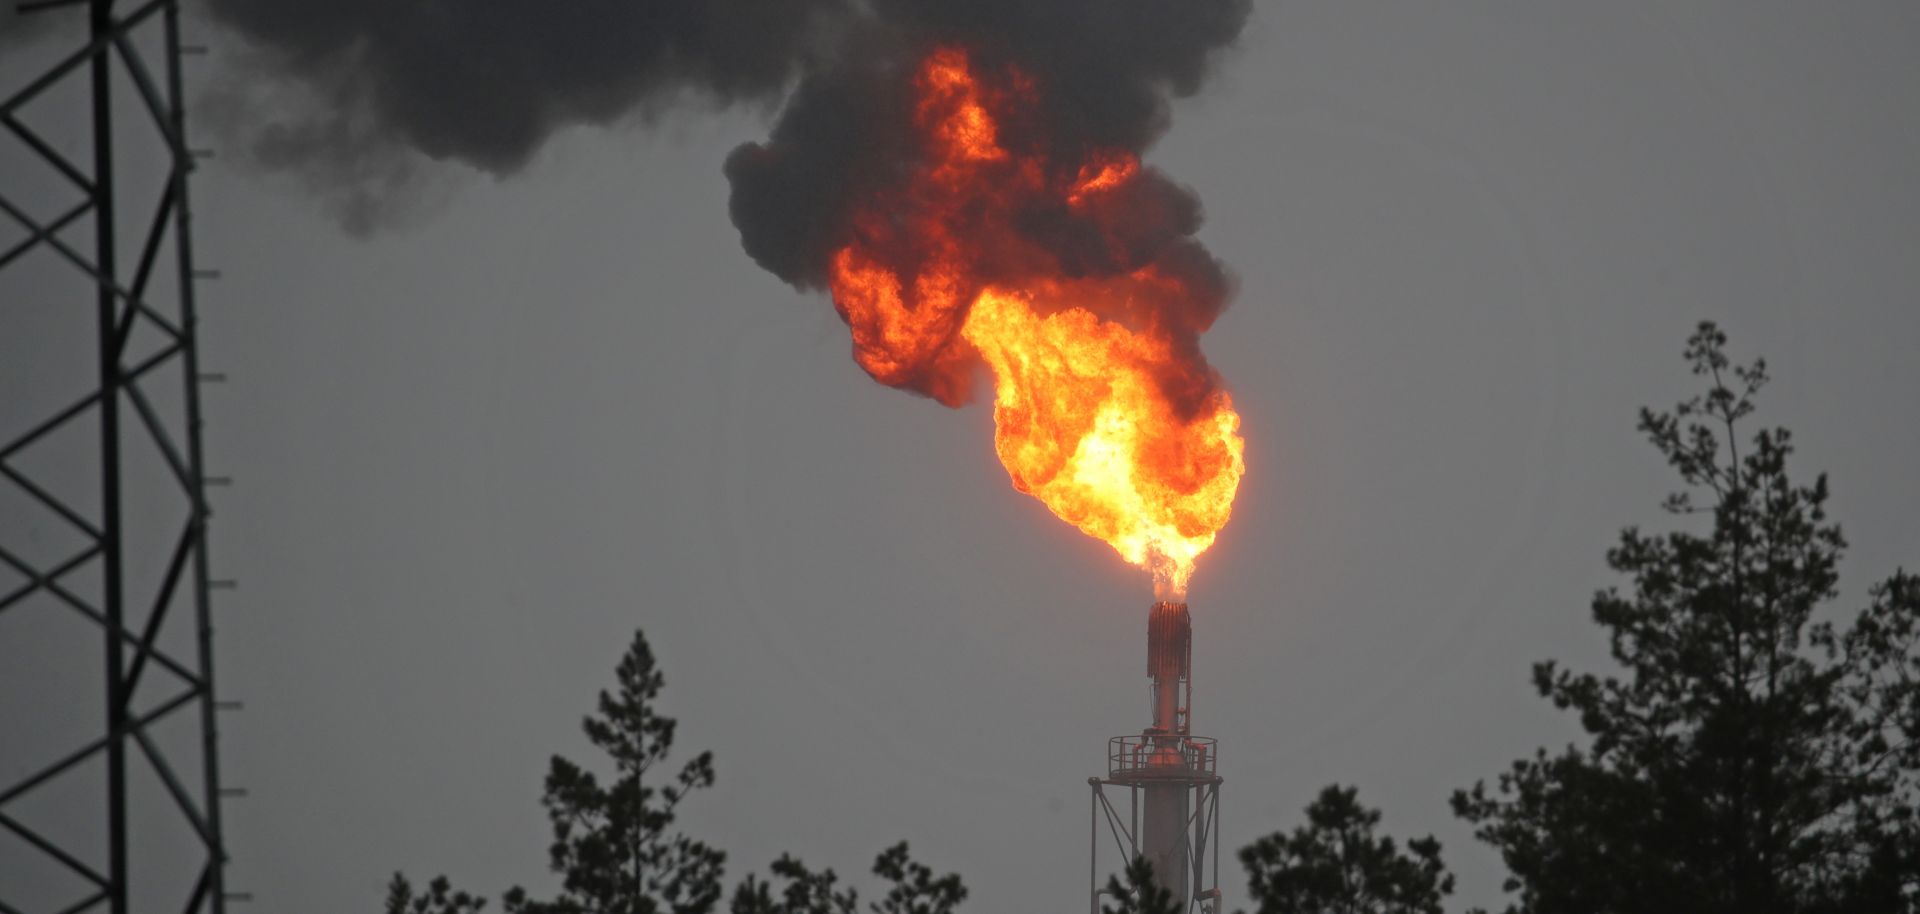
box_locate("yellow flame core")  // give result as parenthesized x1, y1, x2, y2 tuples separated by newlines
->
(961, 290, 1244, 596)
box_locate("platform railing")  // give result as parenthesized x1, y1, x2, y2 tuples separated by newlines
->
(1107, 734, 1217, 779)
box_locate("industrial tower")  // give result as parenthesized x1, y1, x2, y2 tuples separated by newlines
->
(1, 0, 231, 911)
(1090, 602, 1223, 914)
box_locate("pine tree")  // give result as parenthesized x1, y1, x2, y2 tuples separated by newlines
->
(729, 843, 967, 914)
(1452, 322, 1920, 914)
(1238, 785, 1457, 914)
(1099, 856, 1182, 914)
(385, 874, 489, 914)
(382, 630, 970, 914)
(506, 630, 726, 914)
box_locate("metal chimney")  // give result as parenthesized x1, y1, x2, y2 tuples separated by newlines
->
(1089, 602, 1223, 914)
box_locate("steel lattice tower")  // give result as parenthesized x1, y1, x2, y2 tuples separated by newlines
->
(1, 0, 230, 911)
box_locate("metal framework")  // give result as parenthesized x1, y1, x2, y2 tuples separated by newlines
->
(1, 0, 229, 912)
(1088, 757, 1223, 914)
(1089, 602, 1223, 914)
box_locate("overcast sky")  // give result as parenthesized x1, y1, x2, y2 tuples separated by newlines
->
(4, 3, 1919, 913)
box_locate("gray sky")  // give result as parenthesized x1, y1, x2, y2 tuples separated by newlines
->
(4, 3, 1919, 913)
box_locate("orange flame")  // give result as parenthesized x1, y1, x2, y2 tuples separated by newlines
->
(828, 48, 1244, 597)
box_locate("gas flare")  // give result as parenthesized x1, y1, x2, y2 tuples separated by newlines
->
(824, 49, 1244, 597)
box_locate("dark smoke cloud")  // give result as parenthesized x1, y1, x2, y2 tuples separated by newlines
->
(203, 0, 1250, 375)
(206, 0, 1247, 239)
(202, 0, 848, 230)
(726, 0, 1250, 410)
(727, 0, 1250, 289)
(877, 0, 1252, 154)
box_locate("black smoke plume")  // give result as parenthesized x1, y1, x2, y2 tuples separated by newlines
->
(204, 0, 1248, 243)
(726, 0, 1249, 409)
(200, 0, 849, 230)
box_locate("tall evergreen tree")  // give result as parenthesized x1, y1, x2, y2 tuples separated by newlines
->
(1238, 785, 1458, 914)
(505, 630, 727, 914)
(729, 843, 967, 914)
(1453, 323, 1920, 914)
(382, 630, 724, 914)
(383, 630, 969, 914)
(385, 874, 489, 914)
(729, 853, 860, 914)
(1099, 856, 1183, 914)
